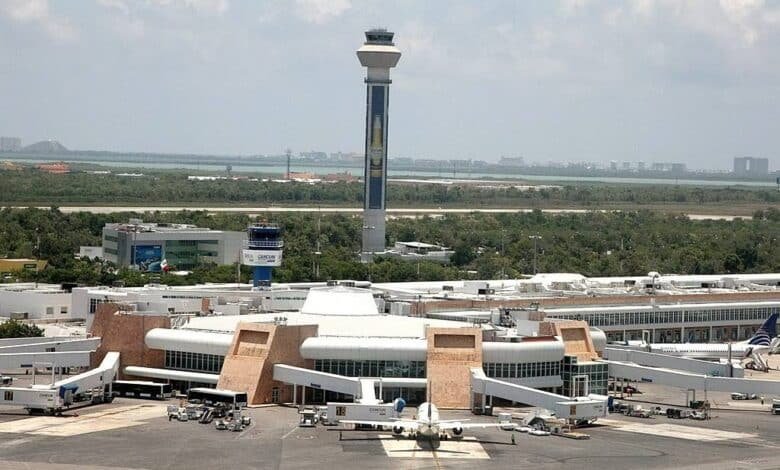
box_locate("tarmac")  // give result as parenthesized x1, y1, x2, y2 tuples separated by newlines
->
(0, 395, 778, 470)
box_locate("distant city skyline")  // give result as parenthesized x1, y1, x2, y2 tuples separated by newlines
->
(2, 1, 780, 171)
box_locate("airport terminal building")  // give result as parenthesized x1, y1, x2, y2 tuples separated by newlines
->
(90, 286, 608, 407)
(5, 271, 775, 409)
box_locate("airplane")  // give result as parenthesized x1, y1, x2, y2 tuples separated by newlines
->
(339, 386, 504, 440)
(340, 401, 504, 440)
(617, 313, 779, 362)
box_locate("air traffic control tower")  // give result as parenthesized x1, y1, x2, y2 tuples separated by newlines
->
(357, 29, 401, 260)
(242, 224, 283, 288)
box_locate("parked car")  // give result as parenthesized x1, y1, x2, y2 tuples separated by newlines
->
(529, 429, 551, 436)
(628, 406, 652, 418)
(690, 411, 707, 420)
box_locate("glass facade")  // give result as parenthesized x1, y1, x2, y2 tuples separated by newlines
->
(561, 356, 608, 397)
(164, 240, 220, 270)
(482, 361, 562, 379)
(313, 359, 425, 378)
(311, 359, 425, 404)
(548, 306, 777, 328)
(165, 350, 225, 374)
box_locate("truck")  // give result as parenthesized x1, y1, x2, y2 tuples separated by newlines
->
(772, 399, 780, 415)
(327, 402, 397, 427)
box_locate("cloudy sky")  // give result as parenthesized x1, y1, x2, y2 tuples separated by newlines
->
(2, 0, 779, 169)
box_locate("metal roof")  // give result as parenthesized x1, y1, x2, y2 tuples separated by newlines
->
(300, 337, 427, 361)
(145, 328, 233, 355)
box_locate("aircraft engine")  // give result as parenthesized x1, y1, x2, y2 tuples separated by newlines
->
(452, 424, 463, 436)
(392, 425, 404, 435)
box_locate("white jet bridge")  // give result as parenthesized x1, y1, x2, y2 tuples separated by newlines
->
(273, 364, 427, 405)
(0, 352, 120, 414)
(469, 368, 608, 422)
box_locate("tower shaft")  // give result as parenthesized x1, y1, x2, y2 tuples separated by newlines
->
(357, 29, 401, 258)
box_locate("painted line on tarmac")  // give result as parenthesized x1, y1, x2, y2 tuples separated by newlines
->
(280, 426, 298, 440)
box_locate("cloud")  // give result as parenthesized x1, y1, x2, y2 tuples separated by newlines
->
(0, 0, 77, 41)
(294, 0, 351, 24)
(147, 0, 229, 16)
(97, 0, 130, 15)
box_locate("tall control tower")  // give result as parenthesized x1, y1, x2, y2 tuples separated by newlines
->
(357, 29, 401, 260)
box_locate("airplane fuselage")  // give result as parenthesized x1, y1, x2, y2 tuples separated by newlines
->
(415, 402, 441, 438)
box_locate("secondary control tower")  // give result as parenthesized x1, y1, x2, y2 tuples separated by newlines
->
(242, 223, 283, 287)
(357, 29, 401, 260)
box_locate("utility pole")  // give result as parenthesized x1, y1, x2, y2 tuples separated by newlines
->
(34, 228, 40, 288)
(313, 210, 322, 280)
(285, 148, 292, 180)
(528, 235, 542, 275)
(500, 229, 506, 279)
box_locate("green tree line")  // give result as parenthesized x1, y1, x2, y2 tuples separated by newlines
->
(0, 169, 778, 208)
(0, 207, 777, 286)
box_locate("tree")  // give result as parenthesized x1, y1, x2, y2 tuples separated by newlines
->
(0, 320, 43, 338)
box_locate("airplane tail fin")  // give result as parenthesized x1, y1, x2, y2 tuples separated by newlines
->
(747, 313, 778, 346)
(427, 381, 432, 421)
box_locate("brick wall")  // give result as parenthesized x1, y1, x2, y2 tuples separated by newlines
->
(425, 327, 482, 409)
(217, 322, 317, 405)
(88, 303, 170, 379)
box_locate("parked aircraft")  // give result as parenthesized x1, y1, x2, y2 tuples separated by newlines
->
(340, 400, 504, 440)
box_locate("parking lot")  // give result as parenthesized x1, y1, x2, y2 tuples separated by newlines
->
(0, 396, 779, 470)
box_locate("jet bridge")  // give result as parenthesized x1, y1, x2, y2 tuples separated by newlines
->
(606, 360, 780, 396)
(604, 348, 742, 377)
(272, 364, 427, 405)
(0, 351, 92, 370)
(469, 368, 608, 421)
(0, 352, 120, 414)
(273, 364, 361, 400)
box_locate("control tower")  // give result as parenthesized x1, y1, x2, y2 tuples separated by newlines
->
(357, 29, 401, 260)
(242, 224, 283, 287)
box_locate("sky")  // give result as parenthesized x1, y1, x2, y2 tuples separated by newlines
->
(1, 0, 780, 170)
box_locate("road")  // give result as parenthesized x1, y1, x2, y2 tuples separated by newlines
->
(7, 206, 749, 220)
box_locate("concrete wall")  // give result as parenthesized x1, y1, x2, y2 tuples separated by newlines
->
(89, 303, 170, 379)
(425, 326, 482, 409)
(0, 290, 72, 320)
(217, 322, 318, 405)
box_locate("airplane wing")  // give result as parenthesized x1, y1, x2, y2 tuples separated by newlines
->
(438, 421, 504, 430)
(339, 419, 419, 430)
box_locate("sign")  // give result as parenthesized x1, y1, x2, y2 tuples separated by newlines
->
(132, 245, 162, 272)
(242, 249, 283, 267)
(366, 85, 386, 210)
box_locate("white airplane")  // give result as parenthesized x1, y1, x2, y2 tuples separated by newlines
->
(620, 313, 779, 361)
(340, 400, 503, 440)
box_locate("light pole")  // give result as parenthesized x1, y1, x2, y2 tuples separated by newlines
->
(500, 229, 506, 279)
(528, 235, 542, 275)
(362, 225, 376, 278)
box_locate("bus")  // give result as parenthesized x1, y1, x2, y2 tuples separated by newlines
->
(111, 380, 172, 400)
(187, 388, 248, 409)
